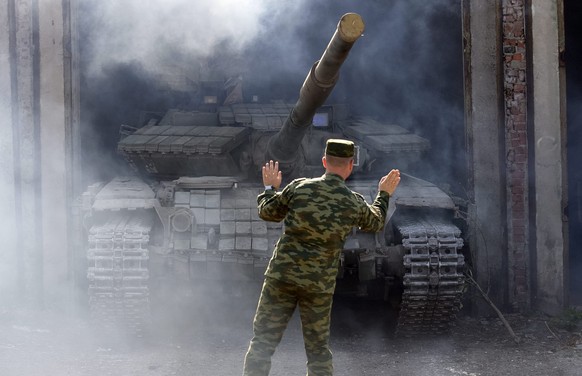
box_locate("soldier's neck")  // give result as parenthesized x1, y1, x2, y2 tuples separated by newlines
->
(325, 168, 349, 181)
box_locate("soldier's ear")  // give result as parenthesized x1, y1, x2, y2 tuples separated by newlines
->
(322, 156, 327, 168)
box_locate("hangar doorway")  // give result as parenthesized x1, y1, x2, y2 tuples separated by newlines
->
(565, 0, 582, 306)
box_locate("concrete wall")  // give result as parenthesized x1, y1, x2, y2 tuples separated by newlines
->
(464, 0, 568, 314)
(0, 0, 18, 301)
(1, 0, 73, 308)
(463, 0, 508, 309)
(11, 0, 44, 305)
(530, 0, 568, 313)
(38, 0, 71, 305)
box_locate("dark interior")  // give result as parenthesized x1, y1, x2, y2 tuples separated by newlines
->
(565, 0, 582, 306)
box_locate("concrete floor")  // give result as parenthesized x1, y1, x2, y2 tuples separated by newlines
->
(1, 291, 581, 376)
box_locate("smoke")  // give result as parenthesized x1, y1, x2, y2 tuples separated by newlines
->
(0, 0, 465, 315)
(0, 99, 18, 305)
(79, 0, 465, 189)
(81, 0, 310, 80)
(75, 2, 467, 346)
(0, 0, 467, 353)
(11, 3, 582, 373)
(73, 1, 465, 352)
(0, 8, 17, 304)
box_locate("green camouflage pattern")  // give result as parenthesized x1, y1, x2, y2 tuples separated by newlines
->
(324, 139, 355, 158)
(243, 277, 334, 376)
(257, 172, 390, 294)
(243, 172, 390, 375)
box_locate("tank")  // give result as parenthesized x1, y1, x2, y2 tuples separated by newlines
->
(78, 13, 465, 336)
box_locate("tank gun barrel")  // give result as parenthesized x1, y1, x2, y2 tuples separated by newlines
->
(267, 13, 365, 175)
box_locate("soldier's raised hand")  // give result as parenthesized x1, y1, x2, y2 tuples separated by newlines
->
(378, 169, 400, 196)
(262, 160, 282, 190)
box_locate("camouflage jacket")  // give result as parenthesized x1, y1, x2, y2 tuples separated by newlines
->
(257, 172, 390, 294)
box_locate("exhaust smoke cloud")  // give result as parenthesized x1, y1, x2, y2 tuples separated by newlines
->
(0, 104, 18, 305)
(80, 0, 465, 189)
(2, 1, 582, 374)
(71, 0, 466, 354)
(82, 0, 310, 83)
(2, 1, 467, 371)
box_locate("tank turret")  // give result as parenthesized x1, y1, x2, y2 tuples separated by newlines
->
(266, 13, 365, 178)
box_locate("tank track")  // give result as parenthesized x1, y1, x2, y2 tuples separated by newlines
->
(394, 213, 465, 335)
(87, 211, 152, 335)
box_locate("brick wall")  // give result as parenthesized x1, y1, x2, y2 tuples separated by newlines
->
(502, 0, 529, 310)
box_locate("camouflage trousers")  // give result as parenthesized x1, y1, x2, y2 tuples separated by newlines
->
(243, 277, 334, 376)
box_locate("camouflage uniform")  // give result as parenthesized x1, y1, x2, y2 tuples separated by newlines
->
(243, 140, 390, 376)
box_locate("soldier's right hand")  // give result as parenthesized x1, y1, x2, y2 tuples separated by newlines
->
(262, 160, 282, 190)
(378, 169, 400, 196)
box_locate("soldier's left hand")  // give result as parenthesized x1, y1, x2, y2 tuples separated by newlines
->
(263, 160, 282, 190)
(378, 169, 400, 196)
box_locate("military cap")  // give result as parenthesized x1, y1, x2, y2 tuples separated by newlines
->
(325, 139, 355, 158)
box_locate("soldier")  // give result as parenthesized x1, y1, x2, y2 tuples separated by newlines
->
(243, 139, 401, 376)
